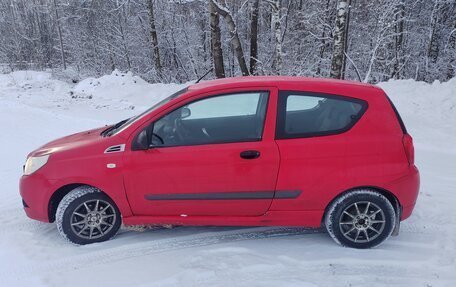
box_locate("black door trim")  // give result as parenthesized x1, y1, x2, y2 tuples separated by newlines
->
(145, 190, 301, 201)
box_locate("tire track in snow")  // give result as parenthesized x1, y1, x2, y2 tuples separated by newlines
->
(0, 227, 321, 282)
(0, 207, 450, 283)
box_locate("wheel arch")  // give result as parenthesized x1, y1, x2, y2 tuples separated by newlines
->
(48, 183, 118, 222)
(321, 186, 402, 226)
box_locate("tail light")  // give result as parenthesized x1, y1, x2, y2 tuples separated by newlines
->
(402, 134, 415, 165)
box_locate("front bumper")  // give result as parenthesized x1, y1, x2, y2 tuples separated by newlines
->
(19, 173, 55, 222)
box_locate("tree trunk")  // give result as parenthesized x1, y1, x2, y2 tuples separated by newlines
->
(211, 0, 249, 76)
(392, 2, 405, 79)
(52, 0, 66, 70)
(209, 1, 225, 78)
(249, 0, 260, 75)
(341, 0, 352, 79)
(447, 21, 456, 80)
(427, 1, 440, 66)
(268, 0, 282, 75)
(316, 0, 331, 76)
(330, 0, 351, 79)
(147, 0, 162, 77)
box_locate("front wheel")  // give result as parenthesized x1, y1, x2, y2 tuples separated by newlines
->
(56, 186, 121, 245)
(325, 189, 396, 249)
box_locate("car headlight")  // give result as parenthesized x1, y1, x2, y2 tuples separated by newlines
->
(24, 155, 50, 175)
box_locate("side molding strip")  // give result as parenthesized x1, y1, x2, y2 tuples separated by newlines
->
(145, 190, 302, 201)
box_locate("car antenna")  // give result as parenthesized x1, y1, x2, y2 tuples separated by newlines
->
(195, 68, 214, 83)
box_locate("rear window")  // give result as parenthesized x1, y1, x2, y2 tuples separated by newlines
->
(276, 91, 367, 139)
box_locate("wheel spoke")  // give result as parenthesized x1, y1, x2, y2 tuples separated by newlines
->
(101, 221, 113, 228)
(340, 221, 353, 225)
(100, 204, 111, 213)
(71, 220, 85, 226)
(95, 200, 100, 212)
(84, 202, 91, 213)
(102, 214, 115, 219)
(77, 224, 89, 235)
(343, 211, 356, 219)
(368, 226, 381, 234)
(369, 209, 381, 218)
(344, 226, 356, 236)
(364, 202, 371, 215)
(354, 229, 361, 242)
(96, 225, 104, 235)
(363, 229, 370, 241)
(89, 226, 94, 239)
(354, 203, 361, 215)
(73, 212, 86, 218)
(370, 220, 385, 224)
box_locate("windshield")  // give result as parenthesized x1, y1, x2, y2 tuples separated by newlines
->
(102, 87, 189, 136)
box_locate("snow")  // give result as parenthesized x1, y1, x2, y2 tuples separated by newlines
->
(0, 71, 455, 286)
(378, 78, 456, 153)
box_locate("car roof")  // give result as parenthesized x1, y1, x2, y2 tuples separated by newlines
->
(188, 76, 379, 92)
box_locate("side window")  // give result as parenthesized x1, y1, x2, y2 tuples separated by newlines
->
(276, 92, 366, 139)
(151, 92, 269, 147)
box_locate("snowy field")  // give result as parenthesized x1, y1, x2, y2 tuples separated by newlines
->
(0, 70, 455, 287)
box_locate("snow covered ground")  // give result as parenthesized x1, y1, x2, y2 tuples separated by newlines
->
(0, 70, 455, 287)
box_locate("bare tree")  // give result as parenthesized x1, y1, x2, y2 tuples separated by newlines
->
(392, 1, 406, 79)
(447, 20, 456, 79)
(330, 0, 351, 79)
(249, 0, 260, 75)
(266, 0, 283, 75)
(209, 0, 225, 78)
(211, 0, 249, 76)
(147, 0, 162, 77)
(52, 0, 66, 69)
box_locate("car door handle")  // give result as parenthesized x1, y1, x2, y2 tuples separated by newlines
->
(240, 150, 260, 160)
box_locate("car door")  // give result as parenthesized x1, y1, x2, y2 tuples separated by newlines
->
(123, 88, 280, 216)
(271, 90, 368, 212)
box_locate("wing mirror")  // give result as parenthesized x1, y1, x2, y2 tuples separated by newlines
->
(180, 107, 191, 119)
(132, 129, 149, 151)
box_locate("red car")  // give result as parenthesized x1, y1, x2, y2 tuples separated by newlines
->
(20, 76, 419, 248)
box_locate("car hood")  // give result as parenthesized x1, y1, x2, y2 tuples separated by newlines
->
(29, 126, 109, 157)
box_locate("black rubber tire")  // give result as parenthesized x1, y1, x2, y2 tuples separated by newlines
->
(324, 189, 396, 249)
(56, 186, 121, 245)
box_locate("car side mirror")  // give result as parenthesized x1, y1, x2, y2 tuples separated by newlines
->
(181, 107, 191, 119)
(132, 129, 149, 151)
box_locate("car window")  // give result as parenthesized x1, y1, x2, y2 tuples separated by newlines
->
(111, 87, 189, 135)
(276, 92, 366, 139)
(286, 96, 321, 111)
(150, 92, 269, 147)
(185, 93, 260, 119)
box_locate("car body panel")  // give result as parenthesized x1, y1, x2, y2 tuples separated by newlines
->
(19, 76, 420, 228)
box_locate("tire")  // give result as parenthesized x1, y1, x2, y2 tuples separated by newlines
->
(324, 189, 396, 249)
(56, 186, 121, 245)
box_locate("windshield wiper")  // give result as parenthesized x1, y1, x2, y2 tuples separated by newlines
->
(101, 118, 129, 137)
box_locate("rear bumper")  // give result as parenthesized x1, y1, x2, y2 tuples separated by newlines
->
(394, 165, 420, 221)
(19, 173, 55, 222)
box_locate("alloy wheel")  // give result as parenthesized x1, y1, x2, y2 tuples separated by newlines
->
(338, 201, 386, 243)
(69, 199, 117, 240)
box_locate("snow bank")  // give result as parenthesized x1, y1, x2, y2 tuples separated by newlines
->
(0, 70, 187, 123)
(378, 78, 456, 153)
(72, 69, 185, 111)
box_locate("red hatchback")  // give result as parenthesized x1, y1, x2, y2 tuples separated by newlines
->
(20, 76, 419, 248)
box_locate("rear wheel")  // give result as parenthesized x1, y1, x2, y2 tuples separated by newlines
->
(325, 189, 396, 249)
(56, 186, 121, 245)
